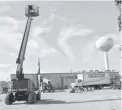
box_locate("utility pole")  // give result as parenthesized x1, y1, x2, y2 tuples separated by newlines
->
(115, 0, 121, 52)
(115, 0, 121, 32)
(115, 0, 122, 77)
(37, 58, 40, 74)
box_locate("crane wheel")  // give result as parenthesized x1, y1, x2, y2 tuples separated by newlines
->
(36, 92, 41, 100)
(33, 92, 37, 103)
(5, 93, 14, 105)
(28, 91, 37, 104)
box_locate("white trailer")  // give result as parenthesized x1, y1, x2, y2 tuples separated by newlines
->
(69, 72, 121, 93)
(77, 72, 111, 87)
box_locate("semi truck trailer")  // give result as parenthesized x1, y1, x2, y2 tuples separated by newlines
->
(69, 71, 121, 93)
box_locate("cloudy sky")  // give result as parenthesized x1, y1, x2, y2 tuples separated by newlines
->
(0, 1, 120, 81)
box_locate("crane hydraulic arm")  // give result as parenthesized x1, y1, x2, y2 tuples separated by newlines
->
(16, 5, 39, 79)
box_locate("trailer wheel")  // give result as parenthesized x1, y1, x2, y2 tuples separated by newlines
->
(83, 87, 87, 92)
(28, 91, 37, 104)
(118, 87, 121, 90)
(52, 89, 54, 92)
(5, 93, 14, 105)
(90, 87, 95, 92)
(69, 88, 75, 93)
(43, 90, 45, 93)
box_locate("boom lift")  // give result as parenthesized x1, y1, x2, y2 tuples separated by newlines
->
(5, 5, 41, 105)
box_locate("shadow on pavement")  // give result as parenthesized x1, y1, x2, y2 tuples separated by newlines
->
(33, 99, 66, 105)
(12, 98, 121, 105)
(66, 98, 121, 104)
(34, 98, 121, 105)
(12, 99, 66, 105)
(42, 90, 67, 93)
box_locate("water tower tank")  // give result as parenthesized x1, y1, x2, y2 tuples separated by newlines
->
(96, 37, 114, 52)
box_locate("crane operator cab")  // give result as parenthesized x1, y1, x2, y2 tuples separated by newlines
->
(4, 5, 40, 105)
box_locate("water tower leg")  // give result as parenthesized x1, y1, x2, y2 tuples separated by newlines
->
(104, 52, 109, 70)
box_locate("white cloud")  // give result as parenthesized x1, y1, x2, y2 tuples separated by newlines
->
(0, 16, 25, 51)
(58, 25, 93, 61)
(30, 6, 74, 60)
(0, 16, 52, 60)
(80, 36, 100, 62)
(27, 40, 39, 49)
(0, 16, 24, 29)
(82, 57, 90, 63)
(39, 48, 57, 58)
(26, 26, 58, 58)
(32, 26, 52, 37)
(58, 25, 93, 43)
(113, 44, 120, 49)
(0, 4, 11, 12)
(0, 64, 10, 68)
(43, 5, 67, 25)
(9, 53, 17, 57)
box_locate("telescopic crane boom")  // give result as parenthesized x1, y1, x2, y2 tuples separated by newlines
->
(5, 5, 41, 105)
(16, 5, 39, 79)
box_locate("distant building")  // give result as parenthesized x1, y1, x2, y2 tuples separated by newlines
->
(40, 72, 79, 89)
(0, 81, 9, 94)
(40, 71, 120, 89)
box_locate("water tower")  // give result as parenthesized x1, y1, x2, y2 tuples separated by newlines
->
(96, 37, 114, 70)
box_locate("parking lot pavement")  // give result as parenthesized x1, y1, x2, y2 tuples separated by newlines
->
(0, 89, 121, 110)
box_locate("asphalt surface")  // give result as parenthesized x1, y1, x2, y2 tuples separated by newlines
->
(0, 89, 121, 110)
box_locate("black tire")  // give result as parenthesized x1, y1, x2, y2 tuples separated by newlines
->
(5, 93, 14, 105)
(69, 88, 75, 93)
(113, 85, 116, 90)
(33, 92, 37, 103)
(28, 91, 37, 104)
(48, 89, 51, 92)
(118, 87, 121, 90)
(91, 87, 95, 92)
(43, 90, 45, 93)
(94, 86, 97, 90)
(83, 87, 87, 92)
(36, 92, 41, 100)
(79, 87, 84, 92)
